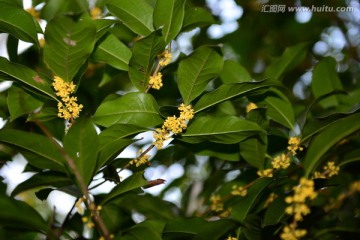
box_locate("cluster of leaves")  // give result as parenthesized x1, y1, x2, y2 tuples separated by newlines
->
(0, 0, 359, 239)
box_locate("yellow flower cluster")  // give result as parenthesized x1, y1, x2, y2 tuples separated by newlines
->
(75, 197, 85, 215)
(287, 137, 303, 155)
(129, 150, 150, 167)
(231, 185, 248, 197)
(257, 168, 274, 178)
(226, 237, 238, 240)
(158, 50, 172, 66)
(53, 76, 83, 121)
(149, 72, 163, 90)
(285, 178, 317, 221)
(153, 104, 194, 149)
(280, 223, 307, 240)
(313, 161, 340, 179)
(246, 102, 258, 113)
(210, 195, 224, 212)
(272, 153, 291, 169)
(350, 180, 360, 192)
(90, 7, 102, 19)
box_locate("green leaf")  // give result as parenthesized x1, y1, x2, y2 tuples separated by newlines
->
(194, 79, 280, 113)
(303, 112, 360, 177)
(182, 7, 216, 31)
(64, 118, 99, 185)
(94, 19, 118, 41)
(0, 3, 40, 44)
(265, 42, 309, 80)
(0, 129, 65, 170)
(98, 124, 147, 167)
(162, 218, 237, 240)
(92, 34, 132, 71)
(128, 30, 166, 91)
(101, 171, 148, 205)
(0, 57, 57, 100)
(311, 57, 343, 108)
(263, 88, 295, 129)
(181, 116, 265, 144)
(220, 60, 251, 83)
(231, 178, 273, 222)
(153, 0, 186, 44)
(93, 92, 163, 128)
(263, 197, 287, 226)
(178, 46, 223, 104)
(339, 149, 360, 167)
(183, 142, 240, 161)
(11, 171, 72, 197)
(122, 220, 164, 240)
(106, 0, 154, 36)
(239, 136, 267, 169)
(0, 195, 49, 233)
(7, 85, 43, 121)
(44, 15, 96, 82)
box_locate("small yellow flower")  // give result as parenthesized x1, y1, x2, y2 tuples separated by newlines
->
(272, 153, 291, 169)
(246, 102, 258, 113)
(210, 195, 224, 212)
(153, 128, 170, 149)
(26, 7, 40, 21)
(280, 223, 307, 240)
(264, 193, 278, 208)
(129, 152, 151, 167)
(226, 237, 237, 240)
(90, 7, 102, 19)
(149, 72, 163, 90)
(257, 168, 274, 178)
(158, 50, 172, 66)
(323, 161, 340, 177)
(178, 103, 195, 121)
(39, 38, 45, 48)
(231, 185, 248, 197)
(81, 217, 89, 223)
(75, 197, 85, 215)
(287, 137, 303, 155)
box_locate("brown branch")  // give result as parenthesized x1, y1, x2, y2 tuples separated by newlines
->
(35, 121, 112, 240)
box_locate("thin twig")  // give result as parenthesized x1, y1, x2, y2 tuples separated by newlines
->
(35, 121, 112, 240)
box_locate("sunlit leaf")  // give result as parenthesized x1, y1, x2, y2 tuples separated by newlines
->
(221, 60, 251, 83)
(182, 7, 216, 31)
(106, 0, 154, 36)
(178, 46, 223, 105)
(92, 34, 132, 71)
(44, 15, 96, 82)
(153, 0, 186, 44)
(93, 92, 163, 128)
(194, 79, 280, 113)
(181, 116, 265, 144)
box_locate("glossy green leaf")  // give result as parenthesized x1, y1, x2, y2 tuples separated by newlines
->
(7, 85, 43, 121)
(94, 19, 118, 41)
(92, 34, 132, 71)
(122, 220, 164, 240)
(11, 171, 72, 197)
(153, 0, 186, 44)
(0, 3, 40, 44)
(128, 30, 166, 91)
(311, 57, 343, 108)
(106, 0, 154, 36)
(0, 57, 57, 100)
(263, 197, 288, 226)
(63, 118, 99, 185)
(239, 136, 267, 169)
(102, 171, 148, 205)
(184, 142, 240, 161)
(263, 88, 295, 129)
(0, 195, 49, 233)
(231, 178, 273, 222)
(98, 124, 146, 167)
(221, 60, 251, 83)
(41, 0, 88, 21)
(194, 79, 280, 113)
(44, 15, 96, 82)
(178, 46, 223, 104)
(265, 42, 309, 80)
(182, 7, 216, 31)
(181, 116, 265, 144)
(303, 112, 360, 177)
(93, 92, 163, 128)
(0, 129, 65, 170)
